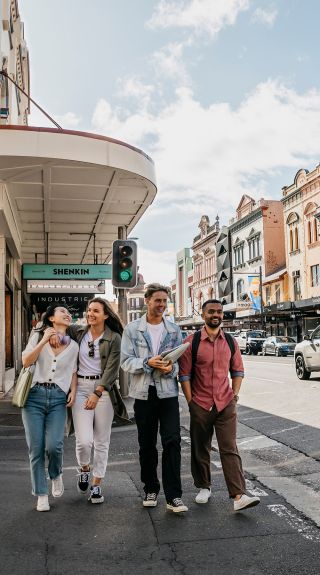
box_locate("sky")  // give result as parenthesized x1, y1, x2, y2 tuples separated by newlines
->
(18, 0, 320, 286)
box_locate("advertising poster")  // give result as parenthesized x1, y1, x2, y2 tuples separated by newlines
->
(248, 275, 261, 311)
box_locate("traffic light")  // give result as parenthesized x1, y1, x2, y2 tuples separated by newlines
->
(112, 240, 137, 288)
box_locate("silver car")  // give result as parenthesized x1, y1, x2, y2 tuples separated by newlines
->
(262, 336, 296, 357)
(295, 325, 320, 380)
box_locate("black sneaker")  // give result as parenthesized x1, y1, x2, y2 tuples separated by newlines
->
(88, 485, 104, 504)
(166, 498, 188, 513)
(143, 493, 158, 507)
(77, 468, 90, 493)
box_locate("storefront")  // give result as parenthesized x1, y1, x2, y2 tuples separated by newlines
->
(293, 297, 320, 336)
(263, 299, 320, 341)
(29, 293, 93, 329)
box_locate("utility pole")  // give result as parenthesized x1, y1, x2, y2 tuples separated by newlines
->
(117, 226, 129, 397)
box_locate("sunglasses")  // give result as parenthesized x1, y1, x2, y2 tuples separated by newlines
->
(88, 341, 95, 357)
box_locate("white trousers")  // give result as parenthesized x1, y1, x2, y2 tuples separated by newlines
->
(72, 379, 114, 479)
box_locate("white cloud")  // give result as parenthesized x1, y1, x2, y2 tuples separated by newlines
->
(91, 80, 320, 221)
(151, 42, 190, 84)
(56, 112, 81, 128)
(28, 106, 81, 129)
(117, 76, 155, 110)
(138, 247, 177, 284)
(147, 0, 250, 37)
(252, 7, 278, 27)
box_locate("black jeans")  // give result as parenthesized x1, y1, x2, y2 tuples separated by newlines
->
(134, 386, 182, 502)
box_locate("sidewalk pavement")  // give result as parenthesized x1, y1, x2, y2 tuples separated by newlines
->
(1, 395, 319, 575)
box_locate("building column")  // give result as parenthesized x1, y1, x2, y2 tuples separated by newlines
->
(0, 235, 6, 394)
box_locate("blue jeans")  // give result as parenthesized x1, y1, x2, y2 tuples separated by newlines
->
(22, 384, 67, 495)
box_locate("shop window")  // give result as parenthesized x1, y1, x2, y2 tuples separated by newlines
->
(274, 284, 281, 303)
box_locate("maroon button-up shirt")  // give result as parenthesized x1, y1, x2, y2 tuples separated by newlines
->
(179, 328, 244, 412)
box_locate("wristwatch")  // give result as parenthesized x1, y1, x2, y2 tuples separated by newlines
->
(233, 394, 239, 402)
(93, 389, 102, 399)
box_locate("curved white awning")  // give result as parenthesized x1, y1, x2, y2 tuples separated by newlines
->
(0, 126, 157, 264)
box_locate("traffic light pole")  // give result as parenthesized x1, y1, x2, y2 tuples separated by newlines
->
(117, 226, 129, 397)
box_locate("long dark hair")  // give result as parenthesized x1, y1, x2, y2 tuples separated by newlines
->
(87, 297, 123, 336)
(34, 303, 70, 332)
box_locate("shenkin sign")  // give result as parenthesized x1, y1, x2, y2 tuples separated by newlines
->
(23, 264, 112, 280)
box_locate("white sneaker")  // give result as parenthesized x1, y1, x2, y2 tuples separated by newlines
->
(37, 495, 50, 512)
(234, 494, 260, 511)
(195, 488, 211, 504)
(52, 474, 64, 497)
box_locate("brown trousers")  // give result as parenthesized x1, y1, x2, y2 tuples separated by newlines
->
(189, 399, 246, 498)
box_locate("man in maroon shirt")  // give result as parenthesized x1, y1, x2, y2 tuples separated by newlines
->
(179, 299, 260, 511)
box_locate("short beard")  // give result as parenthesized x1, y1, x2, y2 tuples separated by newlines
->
(205, 318, 222, 329)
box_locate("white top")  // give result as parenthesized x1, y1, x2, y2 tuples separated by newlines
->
(22, 332, 79, 394)
(78, 331, 103, 376)
(147, 321, 164, 356)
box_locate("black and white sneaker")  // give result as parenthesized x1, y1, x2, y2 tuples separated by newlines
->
(77, 468, 90, 493)
(166, 498, 188, 513)
(143, 493, 158, 507)
(88, 485, 104, 504)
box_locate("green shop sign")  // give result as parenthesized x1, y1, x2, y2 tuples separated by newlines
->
(23, 264, 112, 280)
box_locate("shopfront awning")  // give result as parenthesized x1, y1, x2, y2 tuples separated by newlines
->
(293, 297, 320, 310)
(0, 126, 157, 264)
(263, 267, 286, 285)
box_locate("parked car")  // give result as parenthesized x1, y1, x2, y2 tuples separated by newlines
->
(294, 325, 320, 380)
(181, 330, 190, 341)
(234, 330, 266, 355)
(262, 336, 296, 357)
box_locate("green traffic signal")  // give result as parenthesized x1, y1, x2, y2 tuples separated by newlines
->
(112, 240, 137, 288)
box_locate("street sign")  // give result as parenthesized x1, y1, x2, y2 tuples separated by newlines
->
(26, 280, 105, 294)
(23, 264, 112, 280)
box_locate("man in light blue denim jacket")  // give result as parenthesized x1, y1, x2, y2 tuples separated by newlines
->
(121, 283, 188, 513)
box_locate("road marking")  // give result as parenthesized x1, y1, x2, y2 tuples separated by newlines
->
(268, 504, 320, 543)
(246, 391, 274, 395)
(249, 377, 285, 384)
(241, 414, 274, 421)
(269, 424, 303, 435)
(245, 479, 268, 497)
(244, 360, 293, 366)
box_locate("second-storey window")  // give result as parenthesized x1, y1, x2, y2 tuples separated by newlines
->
(311, 265, 320, 287)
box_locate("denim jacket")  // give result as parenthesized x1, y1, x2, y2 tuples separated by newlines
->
(120, 314, 182, 400)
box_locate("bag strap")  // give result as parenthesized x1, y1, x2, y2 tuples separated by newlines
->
(190, 329, 235, 382)
(224, 331, 236, 359)
(190, 330, 201, 383)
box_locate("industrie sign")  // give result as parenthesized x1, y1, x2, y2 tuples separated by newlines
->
(23, 264, 112, 280)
